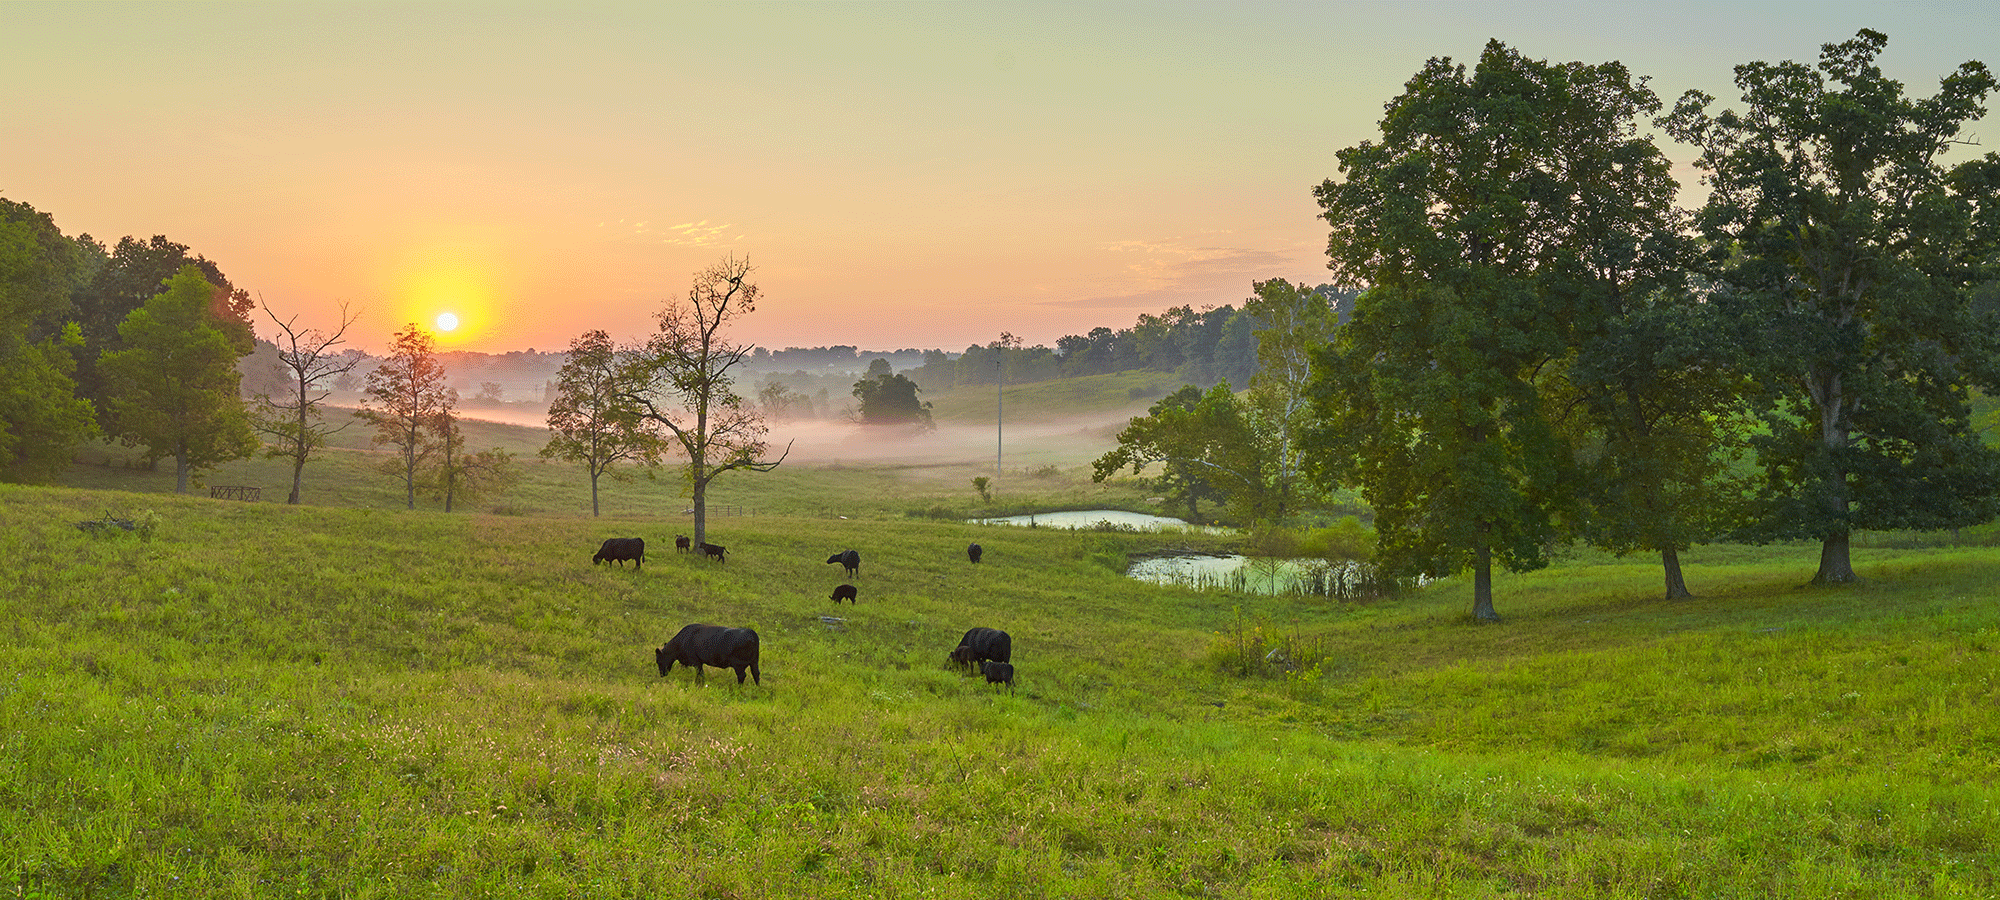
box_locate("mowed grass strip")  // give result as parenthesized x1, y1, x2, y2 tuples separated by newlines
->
(5, 483, 1999, 897)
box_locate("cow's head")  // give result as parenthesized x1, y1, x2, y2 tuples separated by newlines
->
(655, 645, 673, 677)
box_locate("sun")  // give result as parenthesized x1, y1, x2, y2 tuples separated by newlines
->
(435, 312, 460, 333)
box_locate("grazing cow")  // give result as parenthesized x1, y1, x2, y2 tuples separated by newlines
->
(826, 549, 860, 577)
(698, 542, 726, 562)
(830, 583, 858, 604)
(656, 624, 761, 685)
(949, 626, 1011, 673)
(593, 537, 646, 570)
(675, 535, 692, 553)
(981, 660, 1016, 693)
(967, 543, 983, 564)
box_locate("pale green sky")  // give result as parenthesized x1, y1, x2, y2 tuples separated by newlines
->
(4, 1, 1996, 353)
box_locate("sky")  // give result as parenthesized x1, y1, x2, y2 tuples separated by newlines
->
(5, 1, 1998, 355)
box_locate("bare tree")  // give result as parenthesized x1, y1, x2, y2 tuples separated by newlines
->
(613, 255, 788, 546)
(361, 325, 450, 509)
(543, 329, 664, 516)
(252, 300, 362, 504)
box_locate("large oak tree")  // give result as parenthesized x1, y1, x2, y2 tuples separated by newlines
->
(1662, 29, 2000, 583)
(1308, 42, 1673, 620)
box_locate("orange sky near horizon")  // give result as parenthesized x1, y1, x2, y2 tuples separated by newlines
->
(5, 2, 1996, 355)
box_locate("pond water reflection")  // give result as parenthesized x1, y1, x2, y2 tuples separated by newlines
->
(1127, 554, 1396, 600)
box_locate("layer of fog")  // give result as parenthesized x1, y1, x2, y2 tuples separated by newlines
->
(453, 403, 1139, 469)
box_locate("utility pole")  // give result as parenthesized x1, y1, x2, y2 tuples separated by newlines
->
(991, 331, 1020, 496)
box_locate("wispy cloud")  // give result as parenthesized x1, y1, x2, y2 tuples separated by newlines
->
(1038, 236, 1317, 310)
(598, 218, 743, 247)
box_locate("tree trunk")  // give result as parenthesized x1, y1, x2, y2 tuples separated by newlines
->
(1812, 532, 1859, 584)
(1471, 543, 1500, 622)
(1661, 546, 1691, 600)
(174, 453, 191, 495)
(590, 470, 601, 517)
(692, 476, 709, 547)
(290, 392, 308, 504)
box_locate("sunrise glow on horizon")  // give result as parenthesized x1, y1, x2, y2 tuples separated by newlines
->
(6, 3, 1994, 355)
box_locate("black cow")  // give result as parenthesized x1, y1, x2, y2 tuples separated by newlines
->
(827, 549, 860, 577)
(949, 626, 1011, 673)
(981, 660, 1015, 693)
(830, 583, 858, 604)
(593, 537, 645, 570)
(674, 535, 692, 553)
(967, 543, 983, 564)
(700, 542, 727, 562)
(656, 624, 761, 685)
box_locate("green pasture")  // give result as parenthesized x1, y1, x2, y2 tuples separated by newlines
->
(6, 462, 2000, 897)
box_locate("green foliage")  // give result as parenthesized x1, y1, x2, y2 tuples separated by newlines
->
(361, 324, 450, 509)
(1662, 29, 2000, 583)
(540, 328, 663, 515)
(851, 366, 934, 429)
(96, 266, 257, 493)
(1092, 383, 1267, 524)
(1293, 517, 1374, 561)
(612, 255, 781, 546)
(1243, 278, 1343, 519)
(429, 416, 521, 512)
(971, 475, 991, 503)
(0, 324, 98, 483)
(0, 200, 86, 340)
(1311, 42, 1678, 620)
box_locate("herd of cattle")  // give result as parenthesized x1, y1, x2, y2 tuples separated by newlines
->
(594, 536, 1011, 693)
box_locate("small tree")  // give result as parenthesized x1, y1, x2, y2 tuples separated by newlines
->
(98, 265, 258, 493)
(852, 361, 935, 429)
(542, 329, 664, 516)
(252, 300, 362, 504)
(1092, 383, 1266, 523)
(1243, 279, 1341, 522)
(756, 380, 809, 423)
(361, 325, 451, 509)
(612, 255, 789, 546)
(429, 406, 519, 512)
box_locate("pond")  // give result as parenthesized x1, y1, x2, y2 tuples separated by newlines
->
(970, 510, 1228, 533)
(1126, 553, 1397, 600)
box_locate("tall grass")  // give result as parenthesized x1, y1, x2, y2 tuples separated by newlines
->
(7, 477, 2000, 897)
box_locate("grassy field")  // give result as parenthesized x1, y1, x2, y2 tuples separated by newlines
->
(9, 378, 2000, 897)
